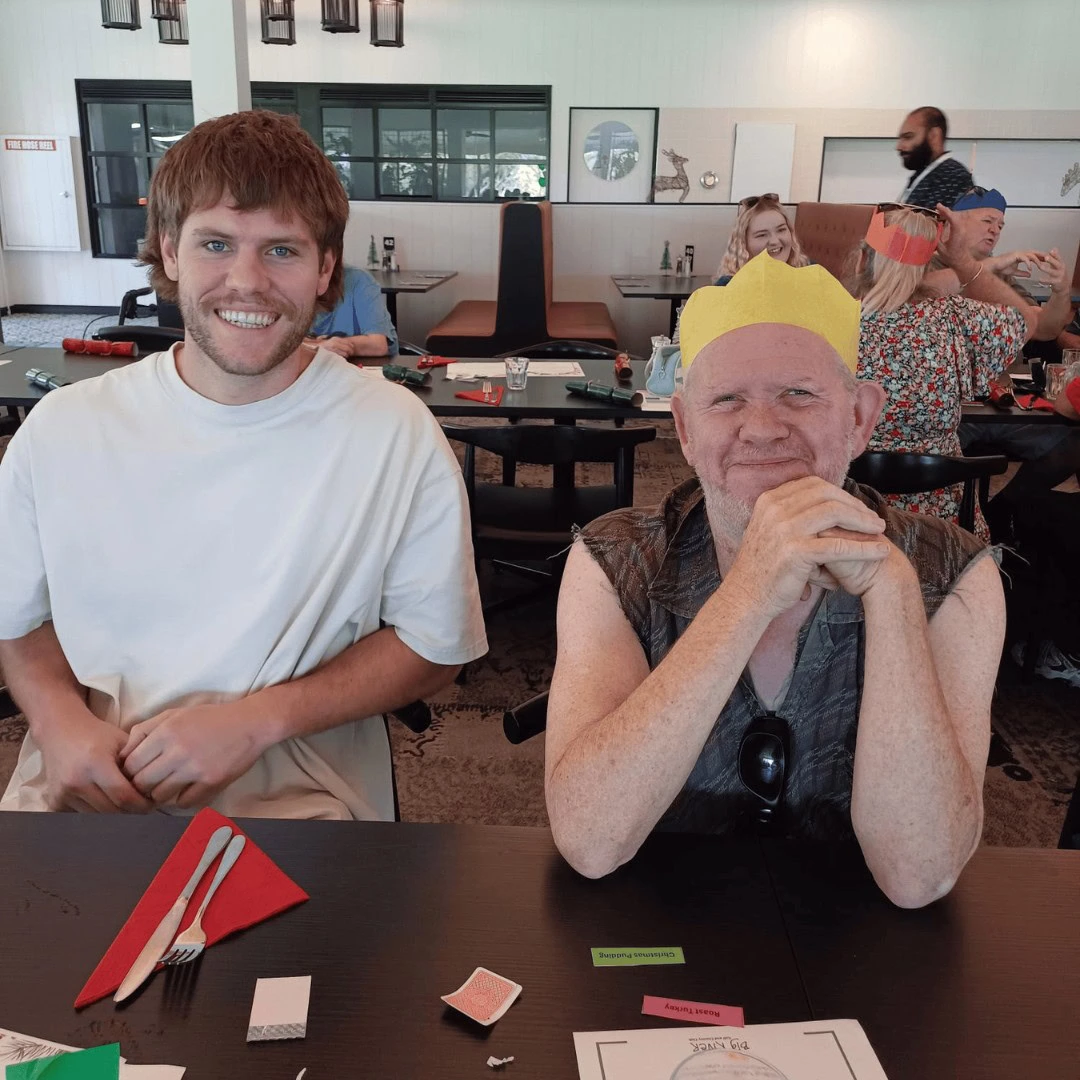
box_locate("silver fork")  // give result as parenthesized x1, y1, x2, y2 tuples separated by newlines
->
(161, 833, 246, 965)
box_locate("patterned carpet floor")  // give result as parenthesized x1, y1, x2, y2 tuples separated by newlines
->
(0, 422, 1076, 845)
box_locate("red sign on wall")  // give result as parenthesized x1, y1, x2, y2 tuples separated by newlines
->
(4, 138, 57, 151)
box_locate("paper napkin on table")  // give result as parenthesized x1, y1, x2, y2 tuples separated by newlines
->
(75, 808, 308, 1009)
(454, 387, 504, 406)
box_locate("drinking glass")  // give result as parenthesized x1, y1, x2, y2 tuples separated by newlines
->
(1044, 364, 1067, 402)
(504, 356, 529, 390)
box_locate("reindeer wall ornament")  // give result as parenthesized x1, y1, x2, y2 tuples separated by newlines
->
(1062, 162, 1080, 204)
(651, 148, 690, 203)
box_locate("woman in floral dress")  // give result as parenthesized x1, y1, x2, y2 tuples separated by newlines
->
(852, 203, 1036, 539)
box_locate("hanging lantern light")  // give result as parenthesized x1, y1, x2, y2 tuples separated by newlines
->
(369, 0, 403, 47)
(151, 0, 188, 44)
(100, 0, 140, 30)
(322, 0, 360, 33)
(261, 0, 297, 45)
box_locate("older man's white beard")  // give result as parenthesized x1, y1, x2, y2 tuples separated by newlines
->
(701, 435, 857, 546)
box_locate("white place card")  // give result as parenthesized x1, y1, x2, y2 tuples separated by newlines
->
(247, 976, 312, 1042)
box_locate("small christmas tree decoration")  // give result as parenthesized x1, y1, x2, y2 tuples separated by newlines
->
(660, 240, 672, 275)
(367, 234, 379, 269)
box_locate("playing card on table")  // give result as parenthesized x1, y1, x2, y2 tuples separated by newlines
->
(441, 966, 522, 1026)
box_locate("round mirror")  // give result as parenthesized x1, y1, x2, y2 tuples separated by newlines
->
(583, 121, 640, 181)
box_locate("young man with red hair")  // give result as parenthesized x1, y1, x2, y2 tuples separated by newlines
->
(0, 111, 486, 820)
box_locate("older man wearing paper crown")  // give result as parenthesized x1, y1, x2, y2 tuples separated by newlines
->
(544, 251, 1004, 909)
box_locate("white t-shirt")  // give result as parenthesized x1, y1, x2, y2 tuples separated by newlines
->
(0, 346, 487, 820)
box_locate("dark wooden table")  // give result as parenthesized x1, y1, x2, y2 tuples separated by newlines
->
(0, 347, 137, 409)
(611, 274, 715, 337)
(1, 815, 1077, 1079)
(365, 269, 458, 323)
(0, 815, 807, 1080)
(765, 843, 1080, 1080)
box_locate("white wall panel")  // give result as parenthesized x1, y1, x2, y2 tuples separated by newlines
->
(2, 0, 1080, 335)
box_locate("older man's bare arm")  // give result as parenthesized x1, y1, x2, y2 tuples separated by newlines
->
(544, 541, 771, 878)
(849, 553, 1003, 908)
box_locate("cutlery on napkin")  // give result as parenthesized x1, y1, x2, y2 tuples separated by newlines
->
(76, 808, 308, 1009)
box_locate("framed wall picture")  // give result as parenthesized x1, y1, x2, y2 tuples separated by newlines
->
(568, 107, 658, 203)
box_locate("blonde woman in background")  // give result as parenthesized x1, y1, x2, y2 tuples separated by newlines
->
(674, 194, 809, 342)
(852, 202, 1037, 539)
(715, 193, 810, 283)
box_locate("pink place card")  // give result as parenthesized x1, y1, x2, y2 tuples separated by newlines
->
(641, 995, 745, 1027)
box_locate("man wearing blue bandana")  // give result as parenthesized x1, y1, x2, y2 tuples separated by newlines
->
(951, 187, 1073, 342)
(953, 185, 1080, 579)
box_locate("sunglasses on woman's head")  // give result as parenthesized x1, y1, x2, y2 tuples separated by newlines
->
(740, 193, 780, 209)
(738, 713, 790, 830)
(876, 201, 942, 220)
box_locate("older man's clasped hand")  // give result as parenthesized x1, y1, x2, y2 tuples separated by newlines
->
(722, 477, 893, 620)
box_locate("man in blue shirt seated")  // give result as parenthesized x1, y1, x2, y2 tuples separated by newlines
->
(308, 266, 398, 357)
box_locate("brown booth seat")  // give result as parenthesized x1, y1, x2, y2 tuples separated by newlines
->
(427, 300, 498, 339)
(427, 201, 617, 356)
(546, 302, 618, 342)
(794, 202, 874, 284)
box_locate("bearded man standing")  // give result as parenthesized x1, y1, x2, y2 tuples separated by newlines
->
(544, 252, 1004, 909)
(896, 106, 973, 209)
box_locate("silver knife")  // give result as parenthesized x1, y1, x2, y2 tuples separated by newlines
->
(114, 824, 233, 1003)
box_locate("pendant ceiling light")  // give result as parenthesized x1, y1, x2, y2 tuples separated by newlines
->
(369, 0, 404, 47)
(151, 0, 188, 45)
(100, 0, 140, 30)
(322, 0, 360, 33)
(261, 0, 297, 45)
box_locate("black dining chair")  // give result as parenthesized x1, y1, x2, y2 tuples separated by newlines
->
(847, 451, 1008, 533)
(93, 286, 185, 354)
(442, 422, 656, 613)
(1060, 777, 1080, 850)
(495, 339, 641, 362)
(503, 689, 550, 744)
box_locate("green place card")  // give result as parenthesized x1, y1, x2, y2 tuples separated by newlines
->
(591, 947, 685, 967)
(5, 1043, 121, 1079)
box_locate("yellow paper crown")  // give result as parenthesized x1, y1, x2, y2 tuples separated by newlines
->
(679, 250, 860, 372)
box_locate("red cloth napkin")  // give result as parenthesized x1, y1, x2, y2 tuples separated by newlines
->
(1013, 393, 1057, 412)
(1065, 377, 1080, 415)
(454, 386, 504, 406)
(75, 808, 308, 1008)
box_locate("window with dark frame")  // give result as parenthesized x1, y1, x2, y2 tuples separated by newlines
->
(76, 80, 551, 259)
(317, 85, 550, 202)
(76, 80, 194, 259)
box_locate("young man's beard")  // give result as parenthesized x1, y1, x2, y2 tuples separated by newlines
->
(179, 294, 316, 378)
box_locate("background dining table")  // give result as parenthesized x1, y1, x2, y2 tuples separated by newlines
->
(0, 813, 1077, 1080)
(2, 348, 1072, 429)
(364, 268, 458, 324)
(610, 274, 716, 338)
